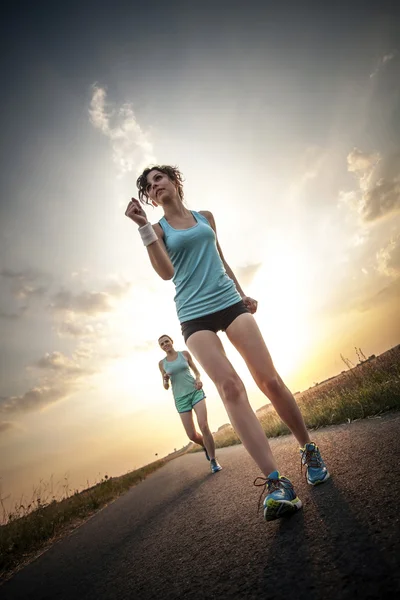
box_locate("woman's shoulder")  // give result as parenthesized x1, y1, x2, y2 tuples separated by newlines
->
(152, 222, 164, 238)
(197, 210, 216, 230)
(197, 210, 213, 220)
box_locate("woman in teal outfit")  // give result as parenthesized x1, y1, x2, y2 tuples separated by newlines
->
(125, 165, 330, 522)
(158, 333, 222, 474)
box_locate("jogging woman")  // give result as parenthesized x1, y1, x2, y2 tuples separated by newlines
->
(125, 165, 329, 521)
(158, 334, 222, 474)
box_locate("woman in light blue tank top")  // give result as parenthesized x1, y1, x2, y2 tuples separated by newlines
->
(157, 334, 221, 472)
(125, 166, 330, 522)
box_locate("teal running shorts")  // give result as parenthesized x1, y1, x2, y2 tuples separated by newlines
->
(175, 389, 206, 413)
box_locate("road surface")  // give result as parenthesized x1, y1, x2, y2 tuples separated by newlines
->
(2, 413, 400, 599)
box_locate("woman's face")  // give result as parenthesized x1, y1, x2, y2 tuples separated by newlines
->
(159, 336, 173, 352)
(146, 170, 177, 204)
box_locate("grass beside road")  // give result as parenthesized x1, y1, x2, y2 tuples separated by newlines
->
(1, 345, 399, 580)
(0, 459, 168, 579)
(212, 345, 400, 448)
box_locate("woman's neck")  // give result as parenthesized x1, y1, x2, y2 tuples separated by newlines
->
(166, 348, 178, 358)
(162, 197, 190, 220)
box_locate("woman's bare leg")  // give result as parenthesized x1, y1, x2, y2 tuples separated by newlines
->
(179, 411, 204, 446)
(226, 313, 311, 447)
(187, 331, 277, 476)
(193, 399, 216, 460)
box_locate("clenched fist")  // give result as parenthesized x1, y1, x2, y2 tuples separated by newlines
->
(125, 198, 148, 228)
(242, 296, 258, 314)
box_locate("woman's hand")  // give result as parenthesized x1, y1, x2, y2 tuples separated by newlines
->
(194, 379, 203, 390)
(242, 296, 258, 314)
(163, 374, 170, 390)
(125, 198, 148, 228)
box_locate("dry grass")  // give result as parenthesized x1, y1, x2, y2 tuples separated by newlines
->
(211, 344, 400, 448)
(1, 346, 399, 579)
(0, 457, 174, 578)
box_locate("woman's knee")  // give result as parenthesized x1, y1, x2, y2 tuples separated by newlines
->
(259, 374, 284, 398)
(190, 434, 202, 444)
(217, 375, 244, 403)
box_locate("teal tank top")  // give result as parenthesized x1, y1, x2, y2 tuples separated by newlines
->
(163, 352, 196, 400)
(158, 211, 241, 322)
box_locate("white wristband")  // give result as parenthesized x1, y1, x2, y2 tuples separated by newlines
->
(138, 222, 158, 246)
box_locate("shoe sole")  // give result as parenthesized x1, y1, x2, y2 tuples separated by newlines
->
(264, 497, 303, 521)
(307, 471, 331, 486)
(211, 467, 222, 473)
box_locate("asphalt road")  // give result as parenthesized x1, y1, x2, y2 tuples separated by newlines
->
(2, 413, 400, 600)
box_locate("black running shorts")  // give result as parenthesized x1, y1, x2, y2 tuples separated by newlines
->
(181, 300, 250, 343)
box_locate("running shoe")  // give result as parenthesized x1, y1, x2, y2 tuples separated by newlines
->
(254, 471, 302, 521)
(210, 458, 222, 473)
(300, 442, 330, 485)
(203, 446, 210, 461)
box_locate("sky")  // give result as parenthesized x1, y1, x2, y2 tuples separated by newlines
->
(1, 0, 400, 513)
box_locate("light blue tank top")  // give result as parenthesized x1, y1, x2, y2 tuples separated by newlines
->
(163, 352, 196, 400)
(159, 211, 241, 322)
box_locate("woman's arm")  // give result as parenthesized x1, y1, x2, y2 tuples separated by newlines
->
(125, 198, 174, 280)
(149, 224, 174, 280)
(199, 210, 257, 313)
(182, 351, 203, 390)
(158, 360, 170, 390)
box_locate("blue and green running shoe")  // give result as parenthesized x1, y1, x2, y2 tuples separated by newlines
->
(300, 442, 330, 485)
(255, 471, 302, 521)
(210, 458, 222, 473)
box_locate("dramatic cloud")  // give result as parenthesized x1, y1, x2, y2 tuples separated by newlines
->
(345, 148, 400, 222)
(51, 290, 114, 315)
(0, 350, 96, 417)
(370, 51, 397, 78)
(89, 85, 156, 175)
(376, 234, 400, 278)
(0, 384, 74, 416)
(50, 280, 131, 316)
(0, 268, 51, 319)
(57, 320, 105, 339)
(347, 148, 380, 183)
(34, 351, 84, 376)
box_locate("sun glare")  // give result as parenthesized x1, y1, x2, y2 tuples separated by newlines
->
(249, 236, 315, 377)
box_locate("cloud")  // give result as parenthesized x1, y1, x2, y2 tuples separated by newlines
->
(50, 280, 131, 316)
(359, 278, 400, 312)
(57, 320, 104, 339)
(345, 148, 400, 222)
(0, 349, 96, 417)
(370, 51, 397, 78)
(0, 308, 27, 320)
(0, 421, 16, 434)
(362, 178, 400, 221)
(34, 351, 85, 376)
(347, 148, 380, 182)
(0, 268, 51, 319)
(0, 384, 74, 416)
(51, 290, 114, 315)
(376, 234, 400, 278)
(0, 268, 49, 299)
(89, 85, 156, 175)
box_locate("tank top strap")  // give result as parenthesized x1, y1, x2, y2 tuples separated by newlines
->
(191, 210, 209, 226)
(158, 216, 171, 236)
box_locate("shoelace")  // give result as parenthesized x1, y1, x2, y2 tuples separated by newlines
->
(253, 476, 281, 513)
